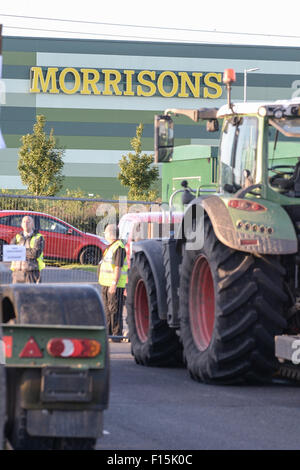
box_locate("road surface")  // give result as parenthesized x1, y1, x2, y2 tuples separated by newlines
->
(96, 342, 300, 451)
(0, 263, 97, 284)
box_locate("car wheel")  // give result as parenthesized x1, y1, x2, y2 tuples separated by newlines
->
(79, 247, 101, 265)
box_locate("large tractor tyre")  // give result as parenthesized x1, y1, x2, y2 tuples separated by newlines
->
(6, 370, 55, 450)
(179, 217, 288, 385)
(126, 252, 183, 367)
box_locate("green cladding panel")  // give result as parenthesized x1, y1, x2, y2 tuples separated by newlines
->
(1, 36, 300, 196)
(162, 145, 218, 205)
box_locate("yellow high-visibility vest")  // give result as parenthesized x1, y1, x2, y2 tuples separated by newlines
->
(99, 240, 128, 288)
(11, 233, 45, 271)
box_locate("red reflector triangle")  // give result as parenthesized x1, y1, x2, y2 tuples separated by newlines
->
(19, 337, 43, 358)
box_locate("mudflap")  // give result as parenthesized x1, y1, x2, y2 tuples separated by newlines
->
(26, 409, 103, 438)
(162, 238, 182, 328)
(5, 367, 106, 441)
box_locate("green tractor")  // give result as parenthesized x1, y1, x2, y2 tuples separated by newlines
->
(126, 68, 300, 384)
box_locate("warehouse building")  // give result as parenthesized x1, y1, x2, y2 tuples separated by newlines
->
(0, 36, 300, 198)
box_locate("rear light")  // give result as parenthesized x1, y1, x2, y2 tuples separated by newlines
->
(19, 337, 43, 358)
(47, 338, 101, 358)
(228, 200, 267, 212)
(240, 239, 259, 246)
(3, 336, 13, 358)
(223, 69, 236, 84)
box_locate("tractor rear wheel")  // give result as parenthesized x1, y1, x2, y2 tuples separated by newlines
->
(126, 252, 183, 367)
(179, 217, 288, 384)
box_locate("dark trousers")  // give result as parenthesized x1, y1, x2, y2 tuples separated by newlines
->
(101, 286, 124, 337)
(12, 270, 41, 284)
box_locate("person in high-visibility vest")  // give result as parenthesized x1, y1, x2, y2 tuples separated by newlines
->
(10, 215, 45, 284)
(98, 224, 128, 340)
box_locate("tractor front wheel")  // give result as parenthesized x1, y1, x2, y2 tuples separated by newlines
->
(179, 217, 288, 384)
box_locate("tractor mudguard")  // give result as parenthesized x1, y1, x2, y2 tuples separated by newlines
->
(131, 239, 168, 320)
(179, 195, 297, 255)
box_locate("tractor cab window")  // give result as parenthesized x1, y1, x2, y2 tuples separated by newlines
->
(234, 117, 258, 186)
(220, 116, 258, 192)
(220, 118, 236, 188)
(267, 119, 300, 196)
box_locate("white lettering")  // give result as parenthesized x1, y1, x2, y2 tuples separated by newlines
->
(107, 454, 142, 467)
(291, 339, 300, 364)
(291, 80, 300, 99)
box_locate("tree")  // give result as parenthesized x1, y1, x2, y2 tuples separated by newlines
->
(18, 115, 65, 196)
(118, 123, 159, 201)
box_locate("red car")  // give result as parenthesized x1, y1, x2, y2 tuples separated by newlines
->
(0, 210, 108, 265)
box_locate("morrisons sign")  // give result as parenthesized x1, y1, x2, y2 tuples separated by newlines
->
(30, 66, 223, 99)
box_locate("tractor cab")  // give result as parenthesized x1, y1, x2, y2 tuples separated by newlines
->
(217, 99, 300, 199)
(154, 69, 300, 205)
(216, 109, 258, 195)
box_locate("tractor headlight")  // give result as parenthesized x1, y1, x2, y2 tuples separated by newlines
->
(258, 106, 267, 117)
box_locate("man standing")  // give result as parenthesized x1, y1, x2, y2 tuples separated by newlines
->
(98, 224, 128, 340)
(10, 215, 45, 284)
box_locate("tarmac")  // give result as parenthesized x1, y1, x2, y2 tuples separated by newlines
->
(0, 262, 98, 285)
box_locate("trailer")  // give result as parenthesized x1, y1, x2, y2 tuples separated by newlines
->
(1, 283, 109, 450)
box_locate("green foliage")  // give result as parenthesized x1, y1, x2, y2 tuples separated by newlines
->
(52, 188, 104, 234)
(118, 123, 159, 201)
(18, 115, 65, 196)
(0, 187, 107, 234)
